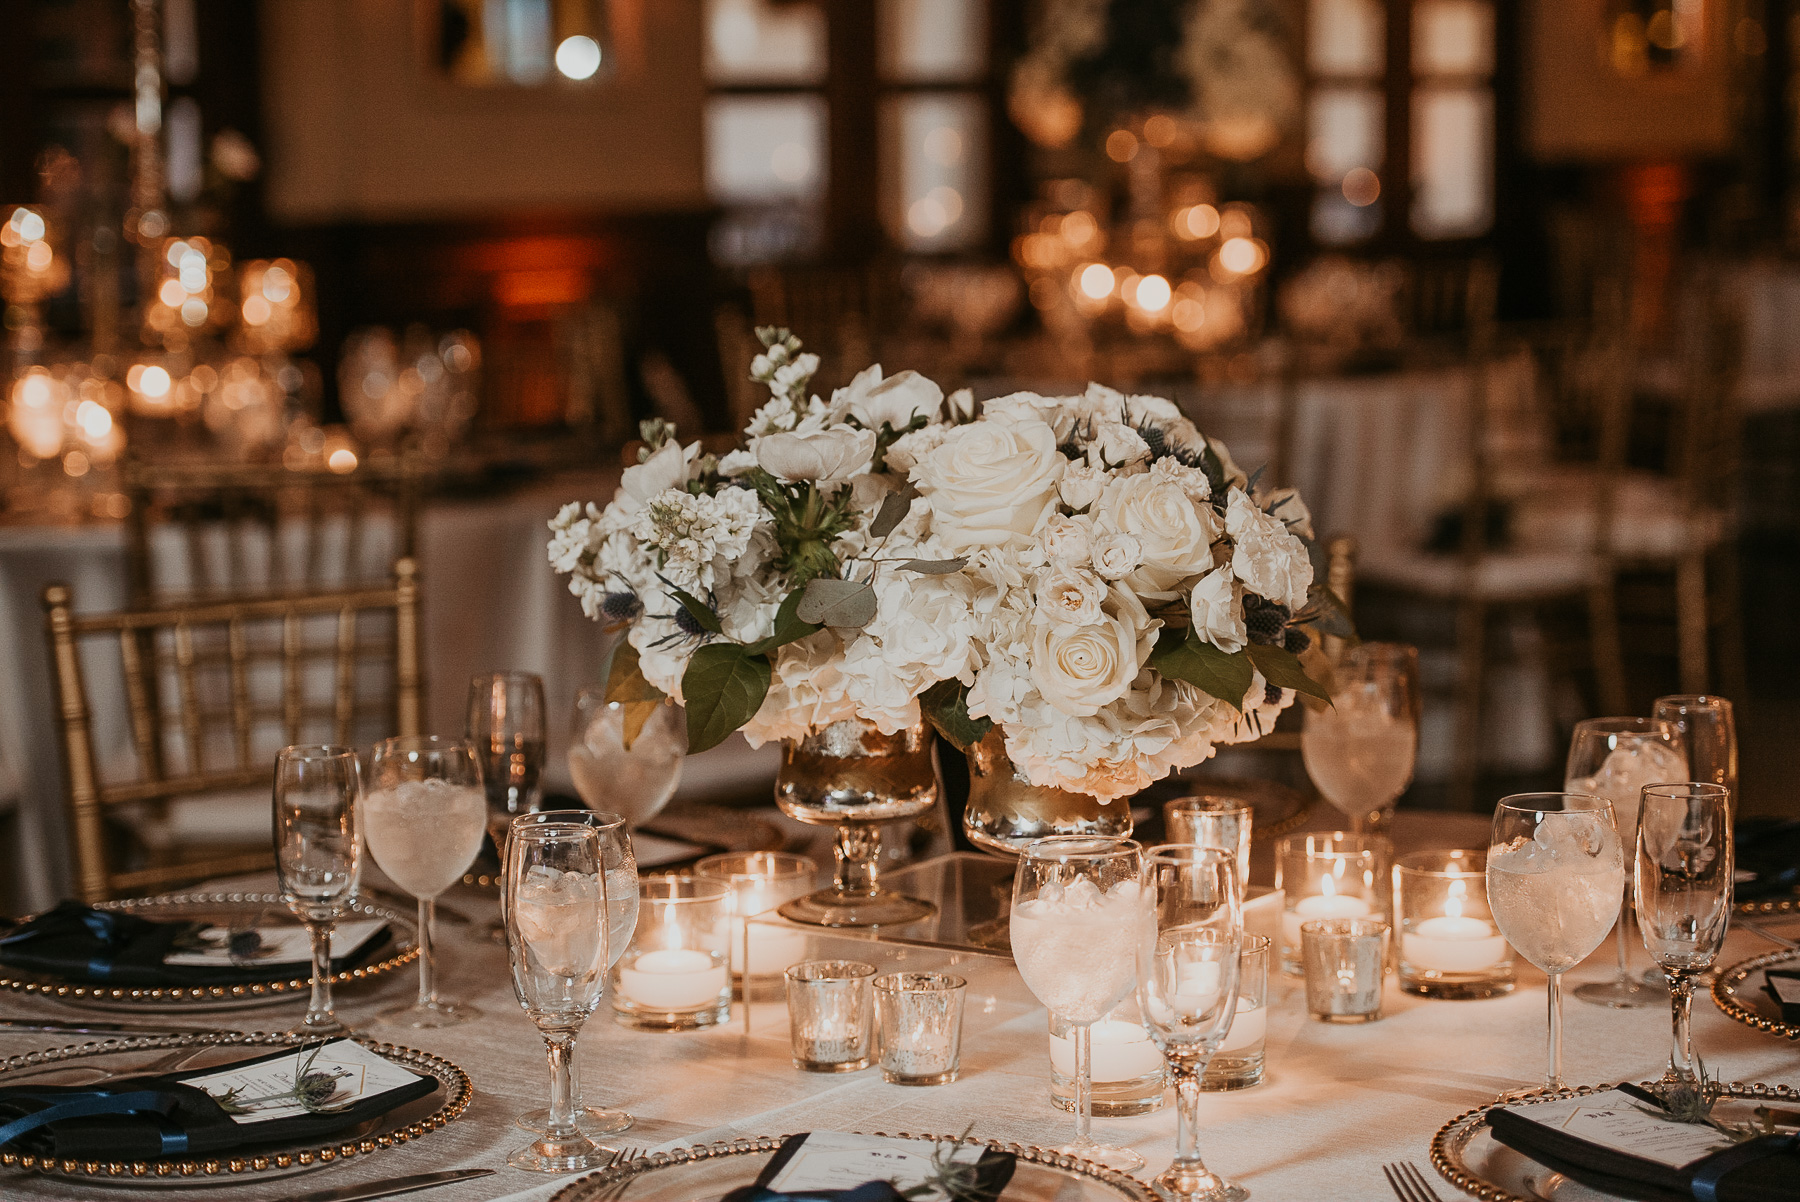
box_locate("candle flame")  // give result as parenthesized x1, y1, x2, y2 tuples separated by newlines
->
(1445, 879, 1466, 920)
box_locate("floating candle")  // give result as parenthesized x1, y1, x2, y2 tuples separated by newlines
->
(616, 948, 730, 1011)
(1048, 1018, 1166, 1083)
(1402, 914, 1508, 974)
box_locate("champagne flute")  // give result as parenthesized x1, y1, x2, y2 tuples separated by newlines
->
(1011, 836, 1147, 1173)
(273, 744, 363, 1037)
(1651, 695, 1737, 811)
(1564, 717, 1686, 1009)
(504, 816, 614, 1172)
(568, 684, 686, 827)
(1137, 845, 1246, 1202)
(366, 735, 486, 1027)
(1301, 642, 1420, 836)
(1636, 782, 1732, 1085)
(470, 671, 548, 852)
(1487, 792, 1624, 1095)
(513, 809, 638, 1136)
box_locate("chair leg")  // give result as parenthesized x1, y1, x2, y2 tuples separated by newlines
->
(1587, 574, 1629, 715)
(1452, 598, 1487, 810)
(1675, 550, 1709, 694)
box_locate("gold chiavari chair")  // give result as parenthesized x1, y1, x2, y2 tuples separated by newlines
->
(43, 559, 423, 903)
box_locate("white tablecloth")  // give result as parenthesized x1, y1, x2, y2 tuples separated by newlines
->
(2, 812, 1794, 1202)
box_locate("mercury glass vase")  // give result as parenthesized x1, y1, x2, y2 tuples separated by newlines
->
(961, 728, 1132, 857)
(774, 718, 940, 928)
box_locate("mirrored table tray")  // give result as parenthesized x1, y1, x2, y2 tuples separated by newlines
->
(0, 893, 417, 1011)
(0, 1031, 471, 1187)
(1712, 946, 1800, 1041)
(549, 1133, 1157, 1201)
(1429, 1080, 1800, 1202)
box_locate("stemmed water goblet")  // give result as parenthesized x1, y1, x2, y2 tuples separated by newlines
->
(1301, 642, 1420, 836)
(365, 735, 486, 1027)
(1635, 782, 1733, 1085)
(504, 816, 614, 1172)
(1564, 717, 1686, 1009)
(1010, 836, 1147, 1173)
(513, 809, 639, 1136)
(568, 683, 686, 827)
(273, 744, 363, 1036)
(1137, 845, 1246, 1202)
(1487, 792, 1625, 1095)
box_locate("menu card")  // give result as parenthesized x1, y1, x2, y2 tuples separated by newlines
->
(1500, 1089, 1734, 1170)
(162, 920, 386, 968)
(179, 1039, 432, 1124)
(752, 1132, 1012, 1201)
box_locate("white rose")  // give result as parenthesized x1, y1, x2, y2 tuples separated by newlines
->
(1091, 531, 1142, 580)
(1225, 488, 1313, 610)
(1124, 393, 1183, 425)
(1036, 564, 1106, 625)
(1188, 567, 1247, 653)
(617, 439, 697, 507)
(1095, 472, 1221, 599)
(845, 367, 942, 433)
(1040, 514, 1092, 565)
(982, 391, 1075, 440)
(1077, 382, 1126, 425)
(1059, 461, 1108, 511)
(910, 416, 1064, 551)
(755, 425, 876, 486)
(1086, 421, 1152, 470)
(1029, 585, 1156, 717)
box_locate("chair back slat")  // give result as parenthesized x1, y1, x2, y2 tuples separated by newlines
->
(282, 610, 303, 748)
(227, 616, 253, 767)
(172, 621, 204, 775)
(118, 628, 160, 781)
(334, 606, 357, 745)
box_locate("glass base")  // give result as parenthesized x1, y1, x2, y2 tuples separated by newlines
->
(777, 887, 936, 929)
(1574, 975, 1657, 1009)
(794, 1056, 871, 1073)
(507, 1134, 615, 1173)
(517, 1106, 633, 1136)
(1063, 1139, 1145, 1174)
(883, 1067, 957, 1086)
(288, 1014, 350, 1038)
(1152, 1169, 1249, 1202)
(377, 998, 479, 1028)
(611, 1000, 731, 1031)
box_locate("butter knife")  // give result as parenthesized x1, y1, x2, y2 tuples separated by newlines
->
(286, 1168, 494, 1202)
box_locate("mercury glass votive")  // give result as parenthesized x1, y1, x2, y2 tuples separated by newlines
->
(874, 972, 966, 1086)
(1202, 934, 1271, 1090)
(694, 851, 816, 997)
(1395, 849, 1514, 1000)
(1302, 918, 1389, 1022)
(1049, 995, 1166, 1115)
(1276, 832, 1388, 974)
(610, 875, 732, 1030)
(1163, 795, 1253, 893)
(785, 960, 876, 1072)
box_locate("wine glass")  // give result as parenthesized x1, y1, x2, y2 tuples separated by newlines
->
(503, 816, 614, 1173)
(273, 744, 363, 1037)
(1301, 642, 1420, 836)
(1137, 845, 1246, 1202)
(1564, 717, 1686, 1009)
(1011, 836, 1147, 1173)
(470, 671, 548, 852)
(366, 735, 486, 1028)
(568, 684, 686, 827)
(1652, 695, 1737, 811)
(513, 809, 638, 1137)
(1487, 792, 1625, 1095)
(1636, 782, 1733, 1085)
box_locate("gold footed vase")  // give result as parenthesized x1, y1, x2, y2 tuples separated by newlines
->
(774, 717, 940, 928)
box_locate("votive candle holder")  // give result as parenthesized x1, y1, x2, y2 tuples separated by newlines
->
(1049, 995, 1166, 1115)
(1302, 917, 1389, 1022)
(1163, 795, 1253, 894)
(610, 874, 732, 1030)
(1202, 934, 1271, 1090)
(1394, 849, 1513, 1000)
(694, 851, 816, 997)
(874, 971, 965, 1086)
(785, 960, 876, 1072)
(1276, 832, 1388, 974)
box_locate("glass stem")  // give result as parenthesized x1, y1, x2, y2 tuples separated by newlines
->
(1546, 971, 1564, 1091)
(303, 919, 336, 1029)
(1072, 1020, 1093, 1147)
(545, 1034, 580, 1140)
(1613, 886, 1632, 983)
(834, 824, 880, 899)
(1172, 1068, 1208, 1173)
(1667, 969, 1699, 1081)
(416, 897, 437, 1008)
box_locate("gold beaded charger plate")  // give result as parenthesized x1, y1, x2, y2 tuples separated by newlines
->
(1736, 891, 1800, 917)
(0, 893, 418, 1013)
(1429, 1080, 1800, 1202)
(0, 1031, 472, 1188)
(549, 1133, 1157, 1202)
(1711, 946, 1800, 1041)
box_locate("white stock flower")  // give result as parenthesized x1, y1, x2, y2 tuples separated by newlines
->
(841, 366, 942, 433)
(547, 502, 601, 573)
(1085, 421, 1152, 470)
(1095, 471, 1221, 599)
(1188, 567, 1246, 653)
(910, 415, 1064, 551)
(1035, 564, 1106, 625)
(617, 439, 697, 508)
(1039, 514, 1093, 565)
(1091, 531, 1142, 580)
(754, 425, 876, 486)
(1148, 455, 1211, 503)
(631, 487, 765, 594)
(1225, 488, 1313, 610)
(1028, 585, 1156, 717)
(1059, 461, 1108, 511)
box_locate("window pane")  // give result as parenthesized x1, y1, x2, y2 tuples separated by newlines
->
(1306, 86, 1383, 181)
(706, 94, 828, 204)
(883, 92, 988, 252)
(879, 0, 985, 82)
(1411, 85, 1493, 238)
(705, 0, 827, 84)
(1307, 0, 1384, 77)
(1413, 0, 1494, 77)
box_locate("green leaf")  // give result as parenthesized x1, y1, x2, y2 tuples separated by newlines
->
(747, 587, 822, 655)
(919, 679, 992, 751)
(1244, 643, 1333, 703)
(1150, 628, 1254, 710)
(681, 643, 773, 754)
(796, 577, 878, 628)
(868, 491, 911, 539)
(660, 578, 723, 635)
(895, 557, 968, 575)
(1200, 441, 1228, 498)
(603, 641, 667, 750)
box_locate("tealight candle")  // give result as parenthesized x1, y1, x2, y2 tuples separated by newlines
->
(1281, 890, 1374, 953)
(1395, 849, 1514, 998)
(1049, 1017, 1166, 1084)
(617, 948, 731, 1011)
(1403, 915, 1507, 973)
(610, 874, 733, 1029)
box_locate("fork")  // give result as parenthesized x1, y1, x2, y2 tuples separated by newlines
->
(1383, 1161, 1446, 1202)
(594, 1145, 644, 1201)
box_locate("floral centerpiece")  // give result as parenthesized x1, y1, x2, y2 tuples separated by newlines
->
(548, 330, 1348, 803)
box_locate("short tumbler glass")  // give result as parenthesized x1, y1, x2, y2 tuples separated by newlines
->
(1202, 934, 1271, 1090)
(1395, 849, 1514, 1000)
(785, 960, 876, 1072)
(874, 971, 965, 1085)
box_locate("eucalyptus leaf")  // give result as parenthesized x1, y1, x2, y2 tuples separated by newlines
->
(796, 577, 878, 628)
(1150, 629, 1253, 710)
(1303, 584, 1358, 640)
(920, 679, 992, 751)
(1245, 643, 1333, 703)
(681, 643, 773, 754)
(603, 641, 667, 750)
(869, 491, 912, 540)
(747, 587, 822, 655)
(660, 577, 723, 635)
(895, 558, 969, 575)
